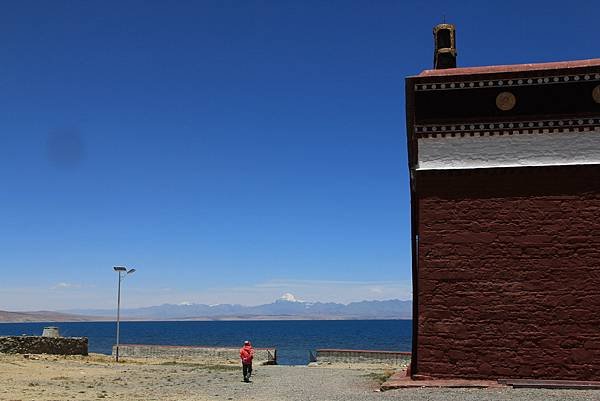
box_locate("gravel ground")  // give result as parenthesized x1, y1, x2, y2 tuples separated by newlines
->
(2, 354, 600, 401)
(233, 366, 600, 401)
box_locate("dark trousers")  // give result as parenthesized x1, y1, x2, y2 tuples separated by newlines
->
(242, 363, 253, 381)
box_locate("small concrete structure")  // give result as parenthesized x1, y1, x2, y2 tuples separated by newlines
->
(42, 327, 60, 338)
(315, 349, 411, 366)
(0, 336, 88, 355)
(113, 344, 277, 365)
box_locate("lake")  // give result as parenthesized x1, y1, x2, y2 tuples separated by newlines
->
(0, 320, 412, 365)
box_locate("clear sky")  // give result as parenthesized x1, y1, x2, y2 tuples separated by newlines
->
(1, 0, 598, 310)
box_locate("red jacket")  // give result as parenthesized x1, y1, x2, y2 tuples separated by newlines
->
(240, 344, 254, 364)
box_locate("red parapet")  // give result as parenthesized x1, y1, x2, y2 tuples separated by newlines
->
(415, 58, 600, 78)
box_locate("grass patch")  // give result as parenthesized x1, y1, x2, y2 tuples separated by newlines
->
(365, 369, 395, 384)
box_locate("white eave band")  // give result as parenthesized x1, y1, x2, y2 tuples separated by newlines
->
(417, 128, 600, 170)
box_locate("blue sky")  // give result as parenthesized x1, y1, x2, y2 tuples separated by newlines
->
(1, 0, 598, 310)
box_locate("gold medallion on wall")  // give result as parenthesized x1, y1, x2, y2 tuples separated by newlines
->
(593, 85, 600, 104)
(496, 92, 516, 111)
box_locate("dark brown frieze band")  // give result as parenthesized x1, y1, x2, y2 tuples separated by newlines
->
(415, 117, 600, 138)
(415, 72, 600, 92)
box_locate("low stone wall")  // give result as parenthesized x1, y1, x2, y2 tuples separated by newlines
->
(315, 349, 411, 366)
(113, 344, 277, 365)
(0, 336, 88, 356)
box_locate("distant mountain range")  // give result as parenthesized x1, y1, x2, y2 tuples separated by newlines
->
(0, 310, 110, 323)
(0, 294, 413, 322)
(66, 294, 412, 320)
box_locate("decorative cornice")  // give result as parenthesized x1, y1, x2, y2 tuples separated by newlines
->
(415, 117, 600, 138)
(414, 72, 600, 92)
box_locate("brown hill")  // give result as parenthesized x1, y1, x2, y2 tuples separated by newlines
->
(0, 310, 109, 323)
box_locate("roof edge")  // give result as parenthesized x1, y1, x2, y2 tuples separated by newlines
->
(412, 58, 600, 78)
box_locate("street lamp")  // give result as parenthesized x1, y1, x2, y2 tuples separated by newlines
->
(114, 266, 135, 362)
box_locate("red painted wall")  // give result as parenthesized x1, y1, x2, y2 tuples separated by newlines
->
(416, 165, 600, 380)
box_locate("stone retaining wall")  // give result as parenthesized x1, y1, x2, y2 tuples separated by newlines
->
(0, 336, 88, 355)
(113, 344, 277, 365)
(316, 349, 411, 366)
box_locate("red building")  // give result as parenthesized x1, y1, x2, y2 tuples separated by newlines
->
(407, 25, 600, 380)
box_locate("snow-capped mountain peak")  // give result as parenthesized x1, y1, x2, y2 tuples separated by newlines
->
(278, 293, 303, 303)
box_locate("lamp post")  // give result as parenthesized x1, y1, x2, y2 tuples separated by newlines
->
(113, 266, 135, 362)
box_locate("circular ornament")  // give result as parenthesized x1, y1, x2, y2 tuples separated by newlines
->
(496, 91, 516, 111)
(593, 85, 600, 104)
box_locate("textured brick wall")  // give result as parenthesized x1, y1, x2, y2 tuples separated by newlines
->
(0, 336, 88, 355)
(415, 165, 600, 380)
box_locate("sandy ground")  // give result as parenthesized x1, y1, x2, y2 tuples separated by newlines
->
(2, 354, 600, 401)
(0, 354, 385, 401)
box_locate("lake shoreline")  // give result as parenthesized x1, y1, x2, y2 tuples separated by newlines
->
(0, 320, 412, 365)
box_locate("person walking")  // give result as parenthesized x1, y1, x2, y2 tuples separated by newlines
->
(239, 340, 254, 382)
